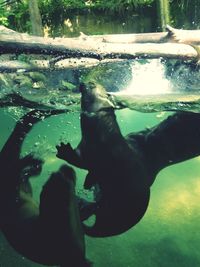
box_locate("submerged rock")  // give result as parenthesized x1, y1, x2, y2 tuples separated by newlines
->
(27, 72, 47, 83)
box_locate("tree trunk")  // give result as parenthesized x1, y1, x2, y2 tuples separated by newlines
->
(157, 0, 171, 31)
(28, 0, 43, 37)
(1, 26, 200, 73)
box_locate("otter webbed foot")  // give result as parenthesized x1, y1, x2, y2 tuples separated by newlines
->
(56, 142, 76, 161)
(56, 142, 85, 168)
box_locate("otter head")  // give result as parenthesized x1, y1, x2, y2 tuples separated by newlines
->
(39, 164, 76, 221)
(80, 81, 114, 113)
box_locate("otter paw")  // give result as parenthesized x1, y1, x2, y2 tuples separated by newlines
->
(20, 154, 43, 177)
(56, 142, 75, 160)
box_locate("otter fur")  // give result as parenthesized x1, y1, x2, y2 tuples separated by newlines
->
(57, 81, 200, 238)
(0, 110, 91, 267)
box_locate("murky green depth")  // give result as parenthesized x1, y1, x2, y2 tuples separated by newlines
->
(1, 108, 200, 267)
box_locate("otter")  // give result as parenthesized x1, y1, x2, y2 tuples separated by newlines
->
(0, 110, 91, 267)
(56, 81, 200, 238)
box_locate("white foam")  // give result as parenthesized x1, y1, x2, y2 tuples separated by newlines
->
(122, 59, 173, 95)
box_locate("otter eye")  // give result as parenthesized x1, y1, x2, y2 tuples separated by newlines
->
(88, 82, 96, 90)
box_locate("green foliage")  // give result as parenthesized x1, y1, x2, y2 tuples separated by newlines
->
(0, 5, 12, 26)
(0, 0, 30, 32)
(0, 14, 9, 26)
(170, 0, 200, 28)
(17, 54, 30, 62)
(39, 0, 85, 31)
(40, 0, 154, 11)
(1, 0, 154, 33)
(88, 0, 154, 12)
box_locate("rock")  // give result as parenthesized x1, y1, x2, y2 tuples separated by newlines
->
(27, 72, 47, 83)
(60, 80, 77, 91)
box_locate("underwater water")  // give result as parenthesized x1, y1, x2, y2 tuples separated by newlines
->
(1, 57, 200, 267)
(1, 107, 200, 267)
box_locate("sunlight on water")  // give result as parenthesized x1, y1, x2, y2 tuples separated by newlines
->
(157, 178, 200, 222)
(123, 59, 173, 95)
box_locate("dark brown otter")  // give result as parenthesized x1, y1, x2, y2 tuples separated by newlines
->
(0, 110, 91, 267)
(56, 81, 200, 237)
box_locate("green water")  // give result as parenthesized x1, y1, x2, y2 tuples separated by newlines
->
(1, 108, 200, 267)
(1, 4, 200, 267)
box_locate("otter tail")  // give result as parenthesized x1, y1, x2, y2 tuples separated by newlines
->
(83, 189, 150, 237)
